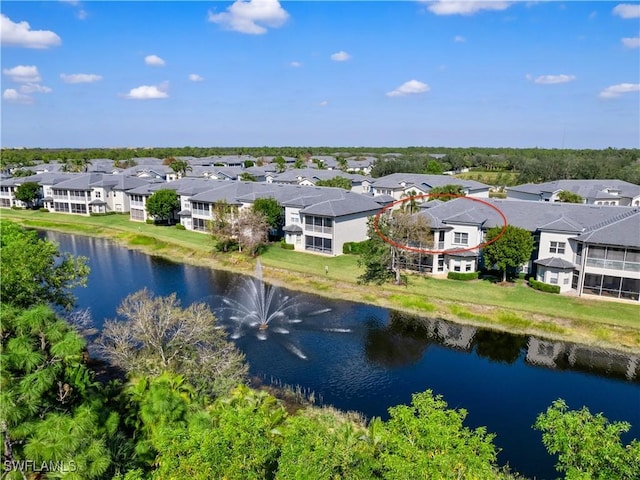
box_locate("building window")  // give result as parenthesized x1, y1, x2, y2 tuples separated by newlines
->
(465, 263, 472, 272)
(563, 277, 570, 285)
(130, 208, 145, 221)
(70, 203, 87, 214)
(453, 261, 461, 272)
(305, 235, 332, 254)
(94, 191, 101, 198)
(549, 272, 559, 284)
(192, 202, 211, 217)
(54, 202, 70, 212)
(305, 216, 333, 234)
(193, 217, 208, 232)
(549, 241, 565, 255)
(0, 198, 11, 207)
(453, 232, 469, 245)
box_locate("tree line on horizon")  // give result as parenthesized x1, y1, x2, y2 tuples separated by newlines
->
(2, 146, 639, 185)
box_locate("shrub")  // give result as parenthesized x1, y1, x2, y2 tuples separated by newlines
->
(175, 223, 186, 230)
(447, 271, 479, 281)
(11, 205, 23, 210)
(529, 278, 561, 294)
(90, 211, 117, 216)
(343, 241, 367, 255)
(280, 240, 295, 250)
(145, 218, 155, 224)
(38, 207, 49, 213)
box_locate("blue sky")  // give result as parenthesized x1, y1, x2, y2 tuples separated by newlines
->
(1, 1, 639, 149)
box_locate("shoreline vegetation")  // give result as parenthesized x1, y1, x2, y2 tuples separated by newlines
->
(3, 208, 639, 354)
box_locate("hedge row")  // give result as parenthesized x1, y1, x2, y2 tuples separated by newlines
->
(343, 240, 368, 255)
(280, 240, 295, 250)
(528, 278, 561, 294)
(447, 271, 479, 281)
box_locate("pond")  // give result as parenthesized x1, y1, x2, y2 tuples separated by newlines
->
(45, 231, 640, 479)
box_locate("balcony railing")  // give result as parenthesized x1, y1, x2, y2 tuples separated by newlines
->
(305, 225, 333, 234)
(585, 258, 640, 272)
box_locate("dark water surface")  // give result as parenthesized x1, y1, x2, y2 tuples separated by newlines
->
(45, 231, 640, 480)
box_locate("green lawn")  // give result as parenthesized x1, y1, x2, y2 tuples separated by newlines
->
(3, 208, 639, 349)
(455, 171, 519, 186)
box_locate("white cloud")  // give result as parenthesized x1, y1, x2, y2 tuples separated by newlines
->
(145, 54, 166, 67)
(123, 82, 169, 100)
(208, 0, 289, 35)
(613, 4, 640, 19)
(424, 1, 512, 16)
(330, 51, 351, 62)
(531, 74, 576, 85)
(76, 9, 88, 20)
(60, 73, 102, 83)
(290, 61, 302, 68)
(3, 88, 33, 104)
(188, 74, 204, 82)
(1, 14, 61, 49)
(386, 79, 430, 97)
(453, 35, 466, 43)
(598, 83, 640, 99)
(20, 83, 52, 94)
(3, 65, 42, 83)
(622, 36, 640, 49)
(319, 100, 328, 107)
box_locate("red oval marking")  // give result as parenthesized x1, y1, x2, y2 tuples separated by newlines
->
(373, 194, 508, 255)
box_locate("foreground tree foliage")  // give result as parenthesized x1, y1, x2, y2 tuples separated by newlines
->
(534, 399, 640, 480)
(98, 289, 248, 397)
(373, 391, 500, 479)
(0, 305, 114, 479)
(137, 387, 514, 480)
(0, 221, 89, 310)
(482, 225, 535, 282)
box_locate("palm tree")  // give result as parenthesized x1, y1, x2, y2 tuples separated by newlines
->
(400, 189, 420, 214)
(169, 160, 192, 178)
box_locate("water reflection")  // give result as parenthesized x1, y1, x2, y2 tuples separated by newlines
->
(367, 312, 639, 382)
(527, 337, 640, 382)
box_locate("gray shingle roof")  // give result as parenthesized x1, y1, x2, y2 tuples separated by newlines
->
(538, 216, 583, 233)
(416, 198, 639, 243)
(508, 179, 640, 201)
(283, 224, 303, 233)
(574, 210, 640, 248)
(299, 191, 382, 217)
(371, 173, 490, 192)
(534, 257, 575, 269)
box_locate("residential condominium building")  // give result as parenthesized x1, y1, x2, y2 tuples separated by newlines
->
(507, 179, 640, 206)
(370, 173, 491, 200)
(413, 199, 639, 302)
